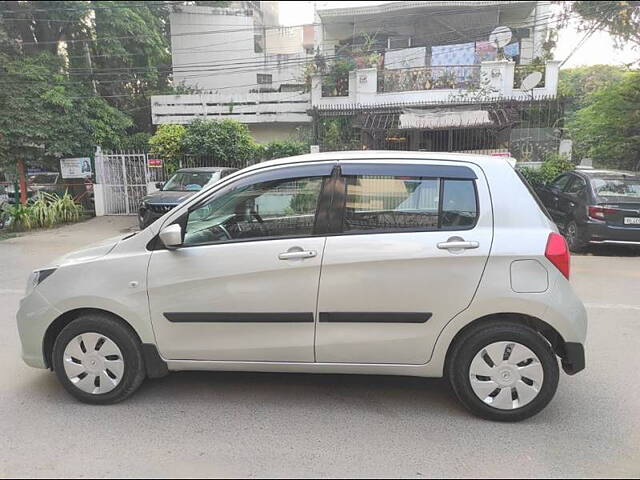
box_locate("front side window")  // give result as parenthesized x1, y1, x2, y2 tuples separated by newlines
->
(184, 176, 324, 246)
(163, 172, 218, 192)
(342, 175, 477, 232)
(550, 174, 572, 191)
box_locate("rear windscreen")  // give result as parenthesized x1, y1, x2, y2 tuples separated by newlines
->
(591, 177, 640, 202)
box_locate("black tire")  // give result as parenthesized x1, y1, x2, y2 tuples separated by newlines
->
(564, 220, 586, 252)
(52, 313, 146, 404)
(447, 320, 559, 422)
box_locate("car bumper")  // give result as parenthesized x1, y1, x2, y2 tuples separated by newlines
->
(584, 222, 640, 245)
(561, 342, 585, 375)
(16, 290, 60, 369)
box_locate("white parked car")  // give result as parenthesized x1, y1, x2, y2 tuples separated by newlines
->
(17, 152, 587, 421)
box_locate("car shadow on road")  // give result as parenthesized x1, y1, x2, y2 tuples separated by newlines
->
(576, 245, 640, 257)
(135, 370, 470, 418)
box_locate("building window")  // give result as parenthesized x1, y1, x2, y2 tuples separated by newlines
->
(254, 34, 264, 53)
(388, 36, 412, 49)
(257, 74, 272, 85)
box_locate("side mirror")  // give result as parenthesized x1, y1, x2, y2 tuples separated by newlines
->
(155, 182, 164, 190)
(159, 224, 183, 249)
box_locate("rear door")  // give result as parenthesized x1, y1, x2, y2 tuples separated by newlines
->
(539, 173, 572, 222)
(558, 174, 587, 224)
(315, 160, 493, 365)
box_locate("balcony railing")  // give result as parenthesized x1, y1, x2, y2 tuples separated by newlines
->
(378, 65, 481, 93)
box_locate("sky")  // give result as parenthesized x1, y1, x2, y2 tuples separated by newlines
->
(278, 1, 638, 68)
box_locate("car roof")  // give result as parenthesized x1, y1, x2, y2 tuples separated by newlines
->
(175, 167, 236, 173)
(241, 151, 517, 174)
(574, 169, 640, 179)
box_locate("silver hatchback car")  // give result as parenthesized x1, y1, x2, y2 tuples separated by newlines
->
(17, 152, 587, 421)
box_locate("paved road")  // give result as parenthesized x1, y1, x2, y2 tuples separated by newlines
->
(1, 218, 639, 478)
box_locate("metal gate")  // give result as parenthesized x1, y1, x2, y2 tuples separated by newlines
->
(95, 149, 151, 215)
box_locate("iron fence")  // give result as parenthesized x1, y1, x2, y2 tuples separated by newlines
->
(313, 96, 565, 162)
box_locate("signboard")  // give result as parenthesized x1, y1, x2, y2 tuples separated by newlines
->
(147, 158, 163, 168)
(60, 157, 92, 178)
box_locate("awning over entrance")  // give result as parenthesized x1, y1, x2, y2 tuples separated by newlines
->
(398, 108, 494, 130)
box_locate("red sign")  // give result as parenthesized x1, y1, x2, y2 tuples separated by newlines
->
(147, 158, 163, 168)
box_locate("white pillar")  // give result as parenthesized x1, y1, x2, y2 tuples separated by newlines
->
(93, 184, 105, 216)
(311, 74, 322, 106)
(544, 60, 561, 97)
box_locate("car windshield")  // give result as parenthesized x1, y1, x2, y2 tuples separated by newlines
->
(28, 173, 59, 184)
(591, 176, 640, 201)
(162, 171, 218, 192)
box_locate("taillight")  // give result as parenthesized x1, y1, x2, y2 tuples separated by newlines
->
(588, 205, 618, 221)
(545, 232, 570, 279)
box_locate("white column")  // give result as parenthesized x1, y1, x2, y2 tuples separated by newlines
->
(311, 74, 322, 106)
(544, 60, 561, 97)
(93, 184, 105, 216)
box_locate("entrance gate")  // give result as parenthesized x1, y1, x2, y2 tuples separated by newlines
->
(95, 149, 159, 215)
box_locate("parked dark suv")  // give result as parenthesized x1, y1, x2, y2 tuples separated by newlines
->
(536, 169, 640, 251)
(138, 167, 237, 229)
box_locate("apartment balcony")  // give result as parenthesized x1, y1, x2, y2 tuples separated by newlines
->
(150, 91, 311, 125)
(311, 60, 560, 109)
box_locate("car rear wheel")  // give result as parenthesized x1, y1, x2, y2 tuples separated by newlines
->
(564, 220, 586, 252)
(448, 320, 559, 422)
(52, 313, 146, 404)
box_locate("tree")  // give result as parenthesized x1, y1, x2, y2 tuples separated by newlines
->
(558, 65, 628, 119)
(180, 119, 259, 167)
(561, 1, 640, 63)
(90, 1, 173, 133)
(568, 70, 640, 170)
(0, 52, 131, 171)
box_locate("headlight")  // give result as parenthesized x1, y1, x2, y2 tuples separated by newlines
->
(25, 268, 57, 295)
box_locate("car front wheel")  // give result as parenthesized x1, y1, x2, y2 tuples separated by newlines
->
(448, 320, 559, 422)
(52, 313, 146, 404)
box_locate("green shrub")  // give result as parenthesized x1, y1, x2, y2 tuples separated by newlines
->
(29, 193, 57, 228)
(50, 192, 82, 224)
(262, 140, 309, 160)
(3, 203, 32, 231)
(3, 192, 82, 231)
(181, 119, 258, 168)
(149, 124, 187, 173)
(519, 155, 574, 188)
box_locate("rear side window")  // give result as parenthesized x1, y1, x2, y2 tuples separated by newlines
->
(515, 169, 553, 221)
(565, 176, 587, 195)
(342, 175, 478, 232)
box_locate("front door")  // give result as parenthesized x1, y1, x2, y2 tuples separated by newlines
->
(315, 161, 493, 365)
(147, 164, 334, 361)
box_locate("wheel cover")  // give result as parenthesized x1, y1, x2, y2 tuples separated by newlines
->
(62, 332, 125, 395)
(469, 341, 544, 410)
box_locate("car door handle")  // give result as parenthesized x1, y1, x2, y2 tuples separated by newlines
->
(278, 250, 317, 260)
(437, 240, 479, 250)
